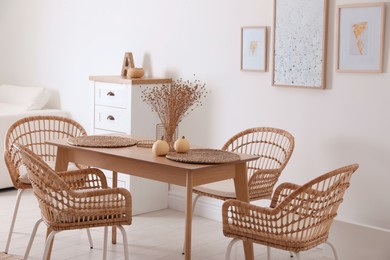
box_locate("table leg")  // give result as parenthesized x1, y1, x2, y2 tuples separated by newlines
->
(234, 163, 254, 260)
(184, 171, 193, 260)
(112, 171, 118, 244)
(54, 147, 69, 172)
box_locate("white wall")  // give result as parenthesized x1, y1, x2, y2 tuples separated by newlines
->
(0, 0, 389, 231)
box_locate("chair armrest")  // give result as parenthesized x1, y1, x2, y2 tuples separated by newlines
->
(270, 182, 301, 208)
(57, 168, 108, 190)
(223, 199, 274, 216)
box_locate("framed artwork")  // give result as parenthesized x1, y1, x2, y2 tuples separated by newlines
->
(272, 0, 328, 89)
(336, 3, 385, 73)
(241, 26, 267, 71)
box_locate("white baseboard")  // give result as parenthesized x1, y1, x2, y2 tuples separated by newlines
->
(168, 188, 224, 222)
(168, 189, 390, 260)
(168, 188, 273, 221)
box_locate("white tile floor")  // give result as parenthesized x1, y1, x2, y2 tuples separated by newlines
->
(0, 188, 334, 259)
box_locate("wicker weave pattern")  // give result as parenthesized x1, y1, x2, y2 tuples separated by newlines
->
(14, 143, 132, 231)
(223, 127, 294, 200)
(194, 127, 294, 201)
(222, 164, 359, 253)
(4, 116, 87, 189)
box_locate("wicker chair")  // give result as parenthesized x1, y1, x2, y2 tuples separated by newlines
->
(182, 127, 294, 253)
(222, 164, 359, 260)
(14, 143, 132, 260)
(193, 127, 295, 201)
(3, 116, 89, 254)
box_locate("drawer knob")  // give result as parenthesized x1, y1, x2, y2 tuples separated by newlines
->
(106, 115, 115, 121)
(107, 91, 115, 97)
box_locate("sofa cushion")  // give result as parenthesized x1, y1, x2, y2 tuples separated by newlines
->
(0, 84, 50, 110)
(0, 103, 27, 115)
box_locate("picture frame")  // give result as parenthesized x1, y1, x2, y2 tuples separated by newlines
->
(241, 26, 267, 71)
(272, 0, 328, 89)
(336, 3, 386, 73)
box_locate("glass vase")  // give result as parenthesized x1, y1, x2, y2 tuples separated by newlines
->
(156, 123, 178, 151)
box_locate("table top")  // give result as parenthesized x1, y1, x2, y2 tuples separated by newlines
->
(48, 135, 259, 171)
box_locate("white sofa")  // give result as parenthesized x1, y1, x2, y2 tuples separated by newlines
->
(0, 84, 69, 189)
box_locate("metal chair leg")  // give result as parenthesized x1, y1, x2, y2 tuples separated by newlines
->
(117, 225, 129, 260)
(5, 189, 25, 253)
(182, 194, 202, 254)
(86, 228, 93, 248)
(43, 230, 58, 260)
(225, 238, 240, 260)
(22, 218, 43, 260)
(294, 252, 302, 260)
(103, 226, 108, 260)
(267, 246, 271, 260)
(325, 241, 340, 260)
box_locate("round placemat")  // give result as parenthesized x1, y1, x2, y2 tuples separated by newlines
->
(166, 149, 240, 164)
(67, 135, 137, 148)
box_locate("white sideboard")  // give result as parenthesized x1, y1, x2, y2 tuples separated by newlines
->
(89, 75, 172, 215)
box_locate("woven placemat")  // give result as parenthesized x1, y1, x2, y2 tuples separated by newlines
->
(137, 139, 155, 148)
(166, 149, 240, 164)
(67, 135, 137, 148)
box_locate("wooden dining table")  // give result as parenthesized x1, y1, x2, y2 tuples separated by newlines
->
(48, 135, 258, 260)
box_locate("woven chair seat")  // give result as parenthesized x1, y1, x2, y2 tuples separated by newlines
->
(225, 225, 328, 252)
(48, 205, 130, 230)
(49, 191, 127, 206)
(194, 179, 236, 199)
(223, 212, 329, 252)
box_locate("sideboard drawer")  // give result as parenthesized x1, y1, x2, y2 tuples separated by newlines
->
(94, 106, 129, 133)
(95, 82, 129, 108)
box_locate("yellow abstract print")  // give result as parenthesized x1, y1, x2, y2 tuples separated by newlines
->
(352, 21, 367, 55)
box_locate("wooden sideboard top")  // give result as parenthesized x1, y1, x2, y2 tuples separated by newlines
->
(89, 75, 172, 85)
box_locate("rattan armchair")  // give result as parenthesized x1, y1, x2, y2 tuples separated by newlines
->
(182, 127, 294, 253)
(14, 143, 132, 260)
(3, 116, 88, 254)
(222, 164, 359, 260)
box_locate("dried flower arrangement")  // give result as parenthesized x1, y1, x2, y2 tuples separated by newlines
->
(141, 77, 207, 148)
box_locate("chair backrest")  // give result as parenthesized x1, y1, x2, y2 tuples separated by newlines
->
(13, 143, 75, 225)
(4, 115, 87, 189)
(222, 127, 294, 199)
(272, 164, 359, 249)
